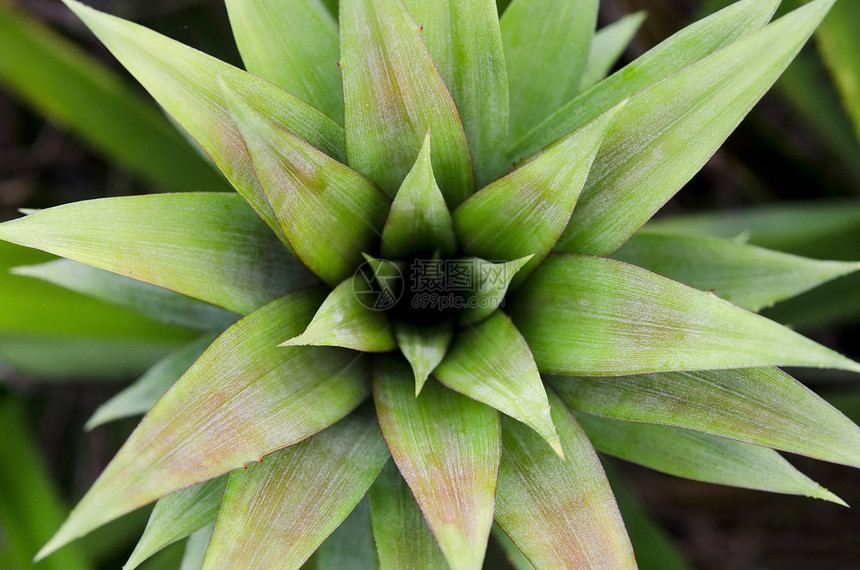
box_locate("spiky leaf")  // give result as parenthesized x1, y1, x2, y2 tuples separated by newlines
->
(458, 257, 531, 325)
(578, 12, 646, 92)
(395, 321, 454, 395)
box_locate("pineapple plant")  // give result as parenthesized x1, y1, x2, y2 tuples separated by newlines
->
(2, 0, 860, 567)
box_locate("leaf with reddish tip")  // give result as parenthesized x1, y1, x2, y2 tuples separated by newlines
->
(574, 412, 845, 504)
(395, 321, 454, 396)
(225, 0, 343, 123)
(612, 233, 860, 311)
(511, 254, 860, 375)
(280, 277, 396, 353)
(494, 391, 635, 569)
(201, 407, 389, 569)
(578, 12, 646, 92)
(453, 102, 623, 286)
(374, 359, 501, 570)
(435, 312, 561, 457)
(0, 193, 313, 315)
(37, 290, 371, 559)
(458, 257, 531, 325)
(125, 476, 228, 570)
(61, 0, 345, 247)
(500, 0, 598, 143)
(404, 0, 509, 187)
(381, 134, 457, 259)
(549, 367, 860, 469)
(369, 461, 447, 570)
(510, 0, 779, 161)
(340, 0, 474, 206)
(224, 88, 389, 286)
(86, 334, 217, 431)
(556, 0, 835, 256)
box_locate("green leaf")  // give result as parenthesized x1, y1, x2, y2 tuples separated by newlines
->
(368, 461, 447, 570)
(612, 232, 860, 311)
(225, 0, 343, 123)
(38, 290, 371, 559)
(549, 367, 860, 469)
(13, 260, 238, 331)
(340, 0, 474, 206)
(578, 12, 646, 93)
(315, 496, 378, 570)
(434, 312, 561, 457)
(458, 257, 531, 325)
(201, 407, 388, 569)
(0, 399, 92, 570)
(0, 193, 313, 315)
(61, 0, 345, 247)
(224, 87, 389, 286)
(125, 476, 228, 570)
(381, 134, 457, 259)
(510, 254, 860, 375)
(404, 0, 509, 187)
(453, 102, 622, 285)
(281, 277, 396, 352)
(0, 2, 229, 194)
(510, 0, 779, 161)
(817, 0, 860, 141)
(373, 360, 501, 570)
(556, 0, 834, 256)
(180, 525, 214, 570)
(394, 321, 453, 396)
(494, 391, 635, 569)
(500, 0, 598, 143)
(491, 526, 534, 570)
(574, 412, 844, 504)
(85, 334, 217, 431)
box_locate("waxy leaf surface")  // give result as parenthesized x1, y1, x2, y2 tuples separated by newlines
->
(557, 0, 834, 256)
(125, 476, 228, 570)
(613, 233, 860, 311)
(38, 290, 370, 558)
(374, 360, 500, 570)
(381, 134, 457, 259)
(434, 312, 560, 457)
(578, 12, 646, 92)
(202, 408, 388, 569)
(340, 0, 474, 206)
(281, 277, 396, 352)
(454, 102, 621, 285)
(226, 90, 388, 286)
(0, 193, 312, 315)
(63, 0, 345, 246)
(574, 413, 844, 504)
(500, 0, 598, 142)
(405, 0, 509, 187)
(226, 0, 343, 123)
(511, 254, 860, 375)
(550, 368, 860, 468)
(369, 461, 447, 570)
(494, 392, 635, 569)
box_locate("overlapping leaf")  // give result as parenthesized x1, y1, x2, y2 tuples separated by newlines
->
(434, 312, 561, 457)
(500, 0, 598, 142)
(38, 290, 370, 559)
(578, 12, 646, 93)
(0, 193, 312, 315)
(340, 0, 474, 205)
(201, 407, 388, 569)
(315, 497, 378, 570)
(374, 360, 500, 570)
(494, 392, 635, 569)
(458, 257, 530, 325)
(574, 412, 844, 503)
(511, 254, 860, 375)
(395, 321, 453, 395)
(510, 0, 779, 160)
(404, 0, 509, 187)
(226, 0, 343, 123)
(550, 367, 860, 468)
(612, 232, 860, 311)
(556, 0, 834, 256)
(454, 102, 622, 284)
(62, 0, 345, 246)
